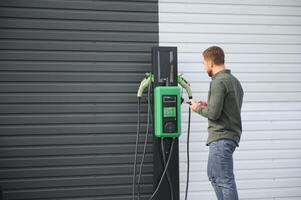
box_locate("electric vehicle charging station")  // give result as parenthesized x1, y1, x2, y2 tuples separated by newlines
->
(133, 47, 193, 200)
(154, 86, 181, 138)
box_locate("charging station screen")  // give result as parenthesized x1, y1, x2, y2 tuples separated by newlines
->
(163, 96, 176, 103)
(164, 107, 176, 117)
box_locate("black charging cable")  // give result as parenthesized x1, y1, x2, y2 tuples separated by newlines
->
(133, 97, 141, 200)
(137, 84, 151, 200)
(185, 107, 191, 200)
(161, 138, 174, 200)
(148, 138, 176, 200)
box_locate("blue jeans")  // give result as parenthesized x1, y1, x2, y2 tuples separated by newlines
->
(208, 139, 239, 200)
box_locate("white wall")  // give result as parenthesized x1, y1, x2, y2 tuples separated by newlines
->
(159, 0, 301, 199)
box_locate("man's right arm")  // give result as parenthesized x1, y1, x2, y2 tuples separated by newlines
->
(195, 80, 226, 121)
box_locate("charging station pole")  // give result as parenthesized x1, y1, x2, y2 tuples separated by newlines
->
(152, 47, 179, 200)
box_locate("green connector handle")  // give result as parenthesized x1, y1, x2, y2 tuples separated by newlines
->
(178, 75, 193, 99)
(137, 72, 153, 98)
(137, 73, 192, 99)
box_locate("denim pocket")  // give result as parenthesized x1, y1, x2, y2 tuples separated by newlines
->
(222, 140, 236, 158)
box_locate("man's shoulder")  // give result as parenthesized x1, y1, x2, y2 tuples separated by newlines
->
(222, 72, 241, 85)
(214, 73, 231, 85)
(214, 72, 243, 92)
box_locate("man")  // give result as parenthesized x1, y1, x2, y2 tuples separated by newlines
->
(190, 46, 244, 200)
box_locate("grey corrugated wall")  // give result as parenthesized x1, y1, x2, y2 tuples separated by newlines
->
(0, 0, 158, 199)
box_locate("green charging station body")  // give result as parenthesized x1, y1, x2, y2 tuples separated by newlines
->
(154, 86, 181, 138)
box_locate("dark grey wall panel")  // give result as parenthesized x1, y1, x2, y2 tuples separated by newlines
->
(0, 164, 153, 179)
(0, 154, 153, 168)
(0, 62, 152, 72)
(0, 72, 143, 82)
(0, 51, 151, 62)
(0, 19, 158, 32)
(0, 124, 148, 135)
(0, 41, 156, 52)
(0, 104, 148, 114)
(0, 113, 148, 125)
(0, 0, 157, 13)
(0, 0, 158, 199)
(0, 94, 139, 103)
(0, 8, 157, 22)
(0, 134, 151, 147)
(0, 83, 139, 92)
(0, 30, 158, 42)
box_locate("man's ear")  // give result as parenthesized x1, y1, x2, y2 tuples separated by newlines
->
(209, 60, 214, 68)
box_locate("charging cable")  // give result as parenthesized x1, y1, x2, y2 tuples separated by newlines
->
(137, 84, 151, 200)
(148, 138, 176, 200)
(161, 138, 174, 200)
(185, 107, 191, 200)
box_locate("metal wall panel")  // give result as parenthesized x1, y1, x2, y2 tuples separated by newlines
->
(0, 0, 158, 199)
(159, 0, 301, 199)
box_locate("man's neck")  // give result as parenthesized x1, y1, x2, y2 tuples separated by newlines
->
(212, 65, 225, 76)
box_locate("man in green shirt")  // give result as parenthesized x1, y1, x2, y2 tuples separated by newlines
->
(190, 46, 243, 200)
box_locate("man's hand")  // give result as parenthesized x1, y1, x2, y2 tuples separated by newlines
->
(198, 100, 208, 108)
(189, 100, 208, 112)
(189, 100, 199, 112)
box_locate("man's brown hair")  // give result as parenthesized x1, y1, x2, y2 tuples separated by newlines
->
(202, 46, 225, 65)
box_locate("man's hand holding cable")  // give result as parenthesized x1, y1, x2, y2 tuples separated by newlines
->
(198, 100, 208, 108)
(189, 100, 207, 112)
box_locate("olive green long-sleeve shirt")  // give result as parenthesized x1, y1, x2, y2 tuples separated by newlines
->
(196, 69, 244, 146)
